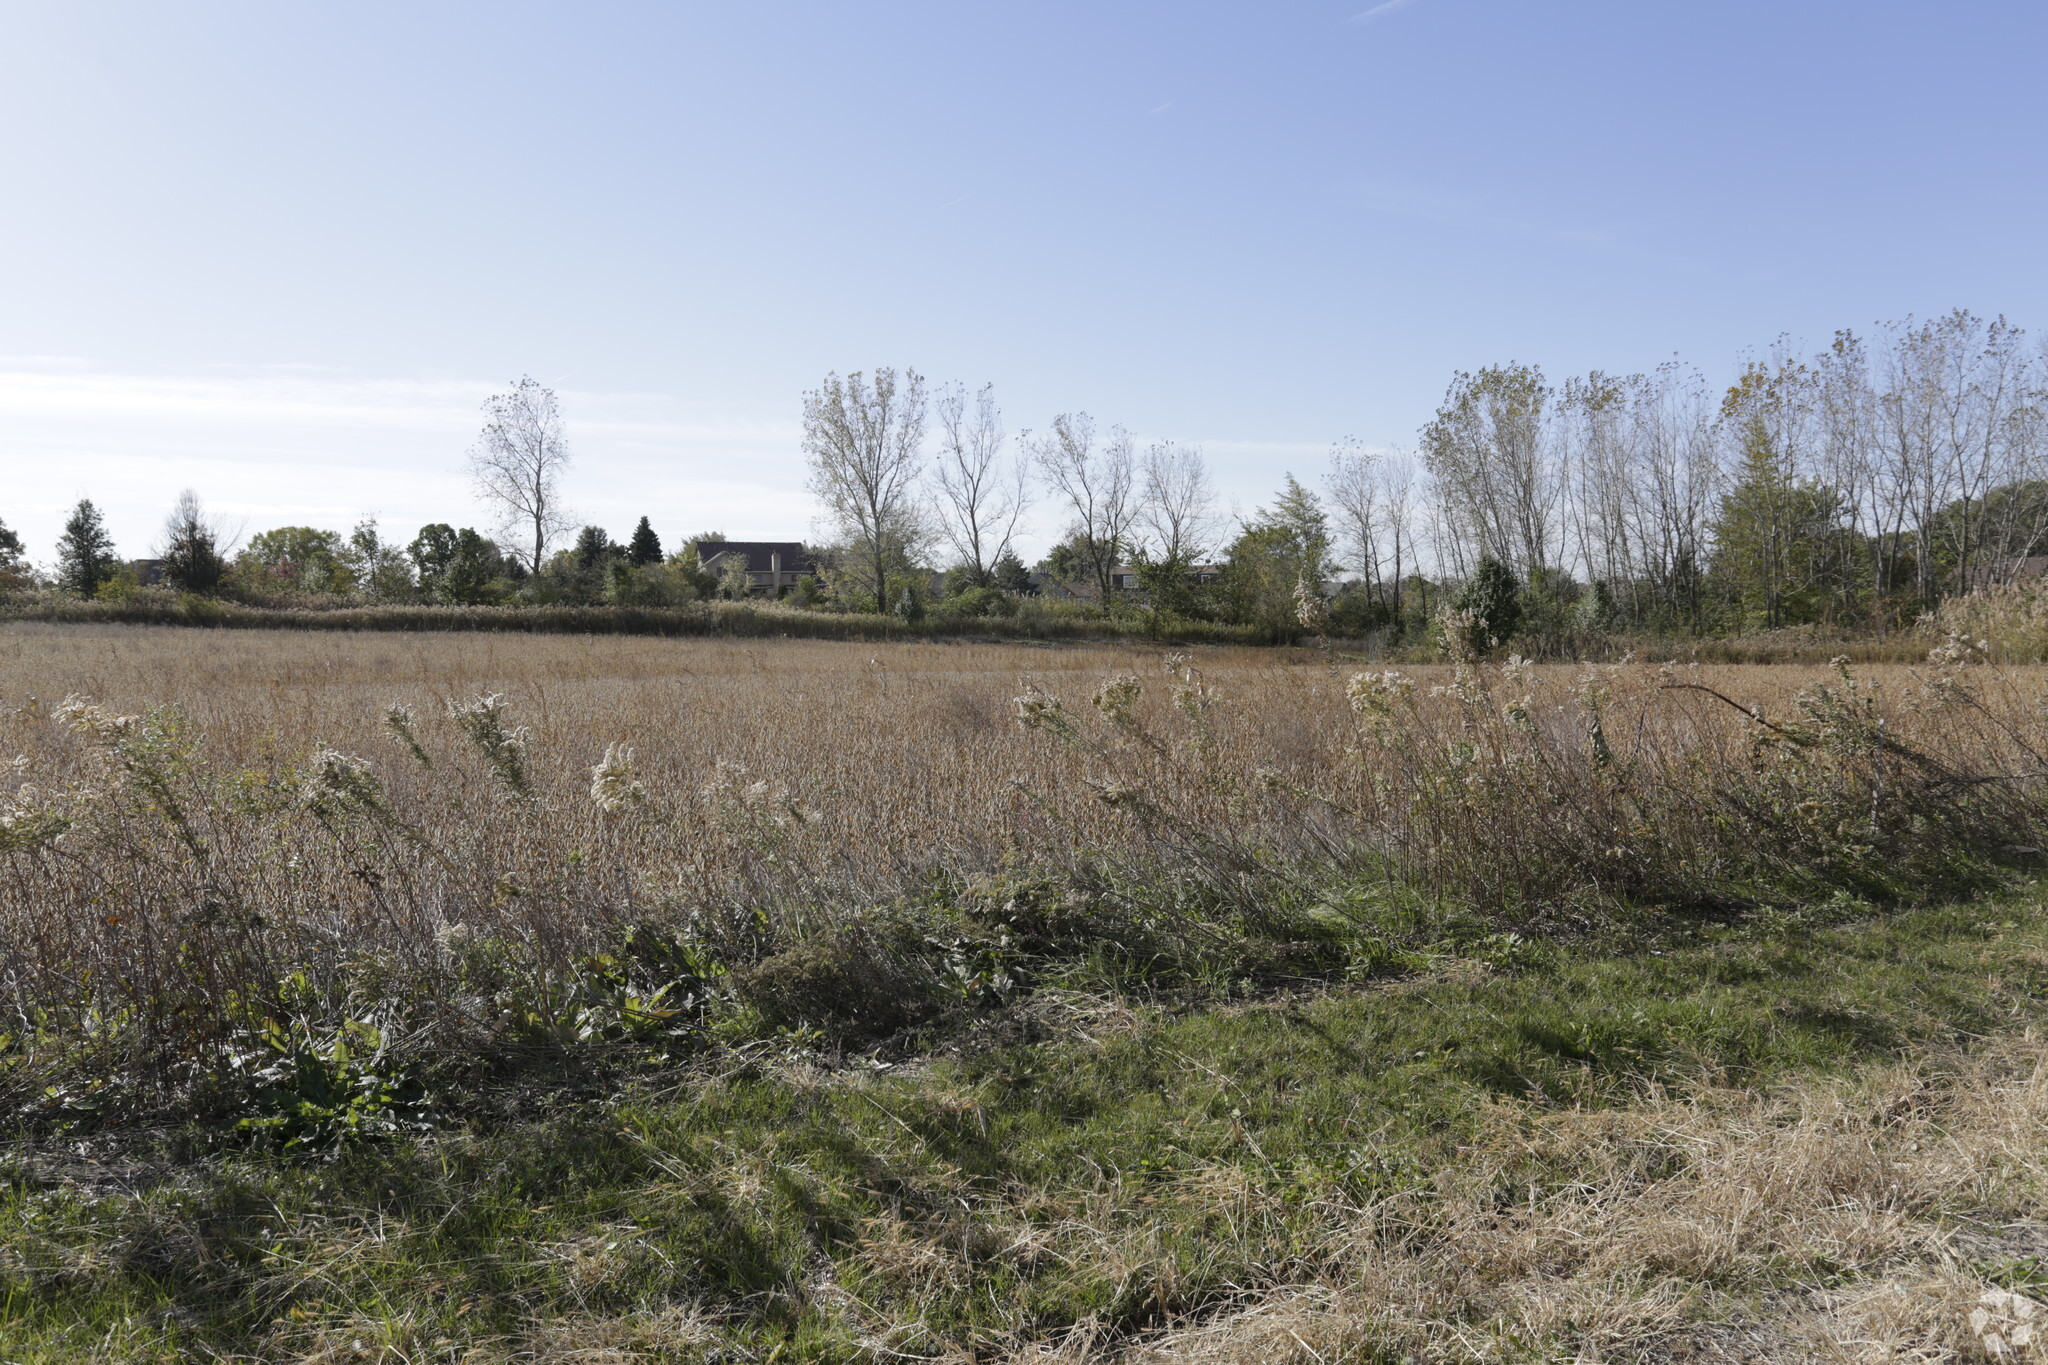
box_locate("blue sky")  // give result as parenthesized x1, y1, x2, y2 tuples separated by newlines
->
(4, 0, 2045, 562)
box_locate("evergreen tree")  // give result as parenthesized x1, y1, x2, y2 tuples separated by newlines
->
(626, 516, 662, 567)
(0, 516, 26, 591)
(1708, 419, 1849, 629)
(1264, 475, 1334, 585)
(991, 549, 1034, 595)
(572, 525, 616, 571)
(1452, 555, 1522, 650)
(160, 490, 227, 595)
(56, 499, 118, 598)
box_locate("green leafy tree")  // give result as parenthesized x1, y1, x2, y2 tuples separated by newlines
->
(1035, 536, 1089, 590)
(342, 518, 415, 598)
(443, 529, 508, 605)
(1130, 549, 1214, 621)
(718, 557, 753, 600)
(1218, 475, 1332, 632)
(409, 524, 458, 591)
(409, 524, 506, 604)
(1577, 578, 1623, 633)
(670, 543, 721, 599)
(56, 499, 118, 598)
(241, 526, 349, 592)
(626, 517, 663, 567)
(893, 585, 926, 624)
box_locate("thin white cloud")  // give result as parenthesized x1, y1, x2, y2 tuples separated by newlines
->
(1347, 0, 1424, 23)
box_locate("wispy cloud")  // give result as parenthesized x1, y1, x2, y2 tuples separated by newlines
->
(1148, 101, 1175, 115)
(1347, 0, 1424, 24)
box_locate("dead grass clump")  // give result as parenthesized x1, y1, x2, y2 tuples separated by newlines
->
(4, 625, 2048, 1116)
(1097, 1033, 2048, 1363)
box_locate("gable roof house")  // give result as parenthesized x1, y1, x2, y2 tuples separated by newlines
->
(692, 541, 815, 596)
(1036, 563, 1225, 599)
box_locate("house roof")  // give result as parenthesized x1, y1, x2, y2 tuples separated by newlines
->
(1962, 555, 2048, 588)
(693, 540, 813, 573)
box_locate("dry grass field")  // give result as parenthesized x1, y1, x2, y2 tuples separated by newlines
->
(9, 623, 2048, 1361)
(3, 621, 2045, 1097)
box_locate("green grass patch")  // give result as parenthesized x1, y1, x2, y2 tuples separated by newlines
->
(5, 888, 2047, 1360)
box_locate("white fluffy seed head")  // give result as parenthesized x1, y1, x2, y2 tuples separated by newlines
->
(1092, 675, 1142, 725)
(54, 695, 137, 743)
(589, 743, 646, 813)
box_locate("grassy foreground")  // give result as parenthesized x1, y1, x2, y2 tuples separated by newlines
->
(9, 888, 2048, 1363)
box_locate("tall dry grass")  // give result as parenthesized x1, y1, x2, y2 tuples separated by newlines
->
(2, 623, 2046, 1109)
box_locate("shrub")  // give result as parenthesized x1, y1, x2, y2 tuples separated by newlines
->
(940, 585, 1018, 619)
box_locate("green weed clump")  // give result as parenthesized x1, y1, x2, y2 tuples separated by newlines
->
(8, 892, 2048, 1360)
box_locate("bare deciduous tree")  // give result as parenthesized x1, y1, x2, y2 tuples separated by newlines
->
(804, 367, 930, 611)
(1137, 440, 1217, 565)
(1558, 365, 1719, 629)
(1026, 413, 1137, 599)
(932, 381, 1027, 587)
(1327, 440, 1415, 616)
(470, 376, 572, 574)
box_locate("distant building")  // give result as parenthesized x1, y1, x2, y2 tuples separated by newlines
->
(1038, 563, 1225, 598)
(692, 541, 814, 597)
(1960, 556, 2048, 591)
(1108, 563, 1222, 591)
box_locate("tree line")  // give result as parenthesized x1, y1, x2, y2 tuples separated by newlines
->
(2, 309, 2040, 642)
(1416, 309, 2048, 636)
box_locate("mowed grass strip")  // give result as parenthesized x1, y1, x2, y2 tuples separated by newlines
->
(7, 889, 2048, 1363)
